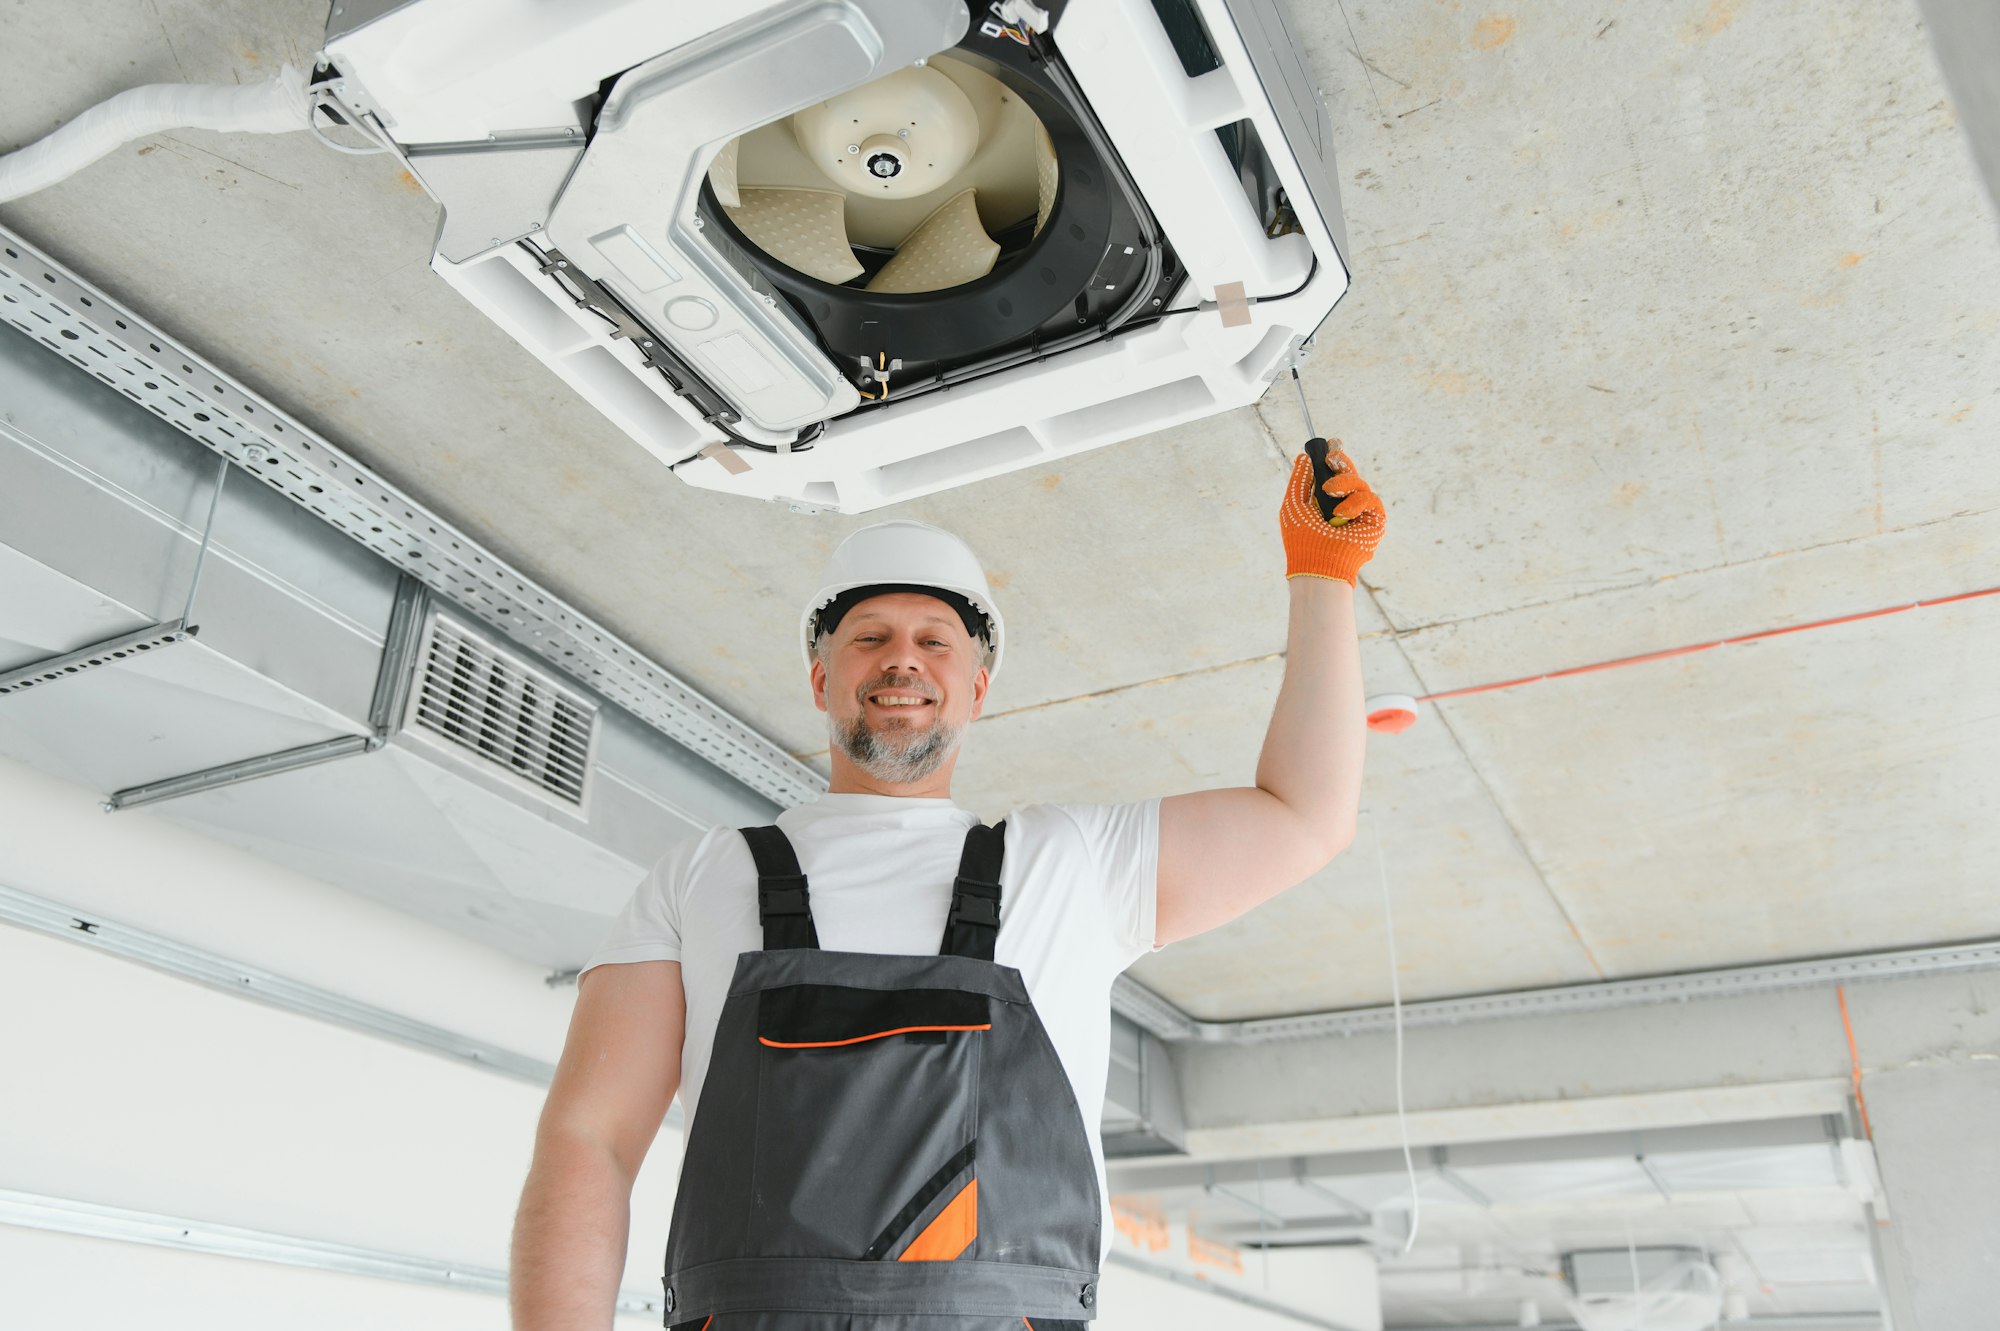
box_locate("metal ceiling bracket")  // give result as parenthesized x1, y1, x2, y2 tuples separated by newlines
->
(1114, 938, 2000, 1045)
(5, 440, 233, 705)
(0, 222, 824, 808)
(1290, 1169, 1369, 1220)
(1634, 1137, 1675, 1201)
(0, 1186, 665, 1317)
(179, 453, 230, 629)
(1204, 1178, 1286, 1227)
(0, 876, 688, 1127)
(368, 574, 430, 734)
(1400, 1311, 1880, 1319)
(0, 879, 555, 1084)
(103, 574, 433, 812)
(105, 734, 379, 812)
(1431, 1148, 1493, 1208)
(0, 619, 193, 696)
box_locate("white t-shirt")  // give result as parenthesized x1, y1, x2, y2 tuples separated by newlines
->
(583, 792, 1161, 1258)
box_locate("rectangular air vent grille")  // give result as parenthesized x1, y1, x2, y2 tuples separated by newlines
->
(410, 615, 597, 806)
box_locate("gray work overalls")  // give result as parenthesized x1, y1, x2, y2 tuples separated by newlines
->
(662, 821, 1100, 1330)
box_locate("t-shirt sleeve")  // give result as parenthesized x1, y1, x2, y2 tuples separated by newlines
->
(580, 830, 706, 974)
(1052, 797, 1162, 965)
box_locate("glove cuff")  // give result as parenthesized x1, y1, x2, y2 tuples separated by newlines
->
(1279, 452, 1383, 587)
(1283, 541, 1372, 587)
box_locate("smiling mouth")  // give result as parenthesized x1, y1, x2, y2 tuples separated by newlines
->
(865, 694, 934, 708)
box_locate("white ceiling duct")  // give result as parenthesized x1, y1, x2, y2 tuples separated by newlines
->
(1564, 1250, 1725, 1331)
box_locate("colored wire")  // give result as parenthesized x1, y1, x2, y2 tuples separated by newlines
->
(1838, 984, 1874, 1140)
(1417, 585, 2000, 705)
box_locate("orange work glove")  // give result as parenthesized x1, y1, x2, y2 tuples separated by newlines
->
(1279, 439, 1385, 586)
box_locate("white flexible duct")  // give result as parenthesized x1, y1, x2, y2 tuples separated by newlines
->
(0, 63, 309, 204)
(1567, 1258, 1725, 1331)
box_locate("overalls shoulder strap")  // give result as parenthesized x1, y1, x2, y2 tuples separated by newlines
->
(742, 825, 819, 950)
(939, 820, 1008, 961)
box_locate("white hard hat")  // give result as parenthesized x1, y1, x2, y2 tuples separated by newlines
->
(800, 520, 1005, 680)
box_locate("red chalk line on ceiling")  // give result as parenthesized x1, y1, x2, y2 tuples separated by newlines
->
(1414, 584, 2000, 705)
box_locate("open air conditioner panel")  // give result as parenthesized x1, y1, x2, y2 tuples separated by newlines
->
(321, 0, 1349, 512)
(693, 38, 1185, 409)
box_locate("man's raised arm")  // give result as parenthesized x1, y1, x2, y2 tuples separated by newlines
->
(1156, 443, 1385, 947)
(512, 959, 684, 1330)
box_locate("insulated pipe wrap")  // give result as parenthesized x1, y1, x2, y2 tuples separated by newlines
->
(0, 64, 309, 203)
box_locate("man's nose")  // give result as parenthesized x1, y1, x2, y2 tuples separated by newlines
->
(880, 637, 929, 675)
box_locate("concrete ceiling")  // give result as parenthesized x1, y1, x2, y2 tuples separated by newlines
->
(2, 0, 1996, 1025)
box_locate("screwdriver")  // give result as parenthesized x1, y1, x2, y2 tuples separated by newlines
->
(1291, 353, 1349, 528)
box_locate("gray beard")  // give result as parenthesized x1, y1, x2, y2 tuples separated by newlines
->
(831, 707, 965, 785)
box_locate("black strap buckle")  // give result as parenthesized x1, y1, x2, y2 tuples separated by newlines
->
(741, 825, 820, 951)
(947, 882, 1002, 928)
(940, 821, 1007, 960)
(757, 876, 811, 922)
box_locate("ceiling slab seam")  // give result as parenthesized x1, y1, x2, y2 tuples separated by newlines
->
(1348, 575, 1609, 979)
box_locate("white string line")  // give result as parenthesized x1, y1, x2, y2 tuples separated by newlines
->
(1368, 811, 1421, 1256)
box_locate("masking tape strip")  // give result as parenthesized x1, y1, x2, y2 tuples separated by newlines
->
(699, 442, 752, 476)
(1214, 280, 1251, 328)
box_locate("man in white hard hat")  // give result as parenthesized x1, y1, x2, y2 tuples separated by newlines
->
(511, 444, 1387, 1329)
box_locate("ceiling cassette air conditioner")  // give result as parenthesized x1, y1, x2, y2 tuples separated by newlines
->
(318, 0, 1350, 512)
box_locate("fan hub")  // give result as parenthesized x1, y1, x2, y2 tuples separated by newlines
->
(792, 65, 979, 199)
(862, 138, 906, 178)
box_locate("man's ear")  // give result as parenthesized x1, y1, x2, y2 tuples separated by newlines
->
(810, 655, 829, 714)
(968, 663, 990, 721)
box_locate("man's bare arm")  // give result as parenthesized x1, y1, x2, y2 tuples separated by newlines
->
(512, 960, 684, 1330)
(1156, 577, 1365, 945)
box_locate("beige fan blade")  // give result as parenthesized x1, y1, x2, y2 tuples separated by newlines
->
(726, 186, 864, 285)
(1033, 118, 1057, 238)
(714, 53, 1057, 294)
(708, 137, 741, 208)
(866, 187, 1000, 293)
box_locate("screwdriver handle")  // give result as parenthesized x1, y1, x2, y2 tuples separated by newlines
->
(1303, 437, 1350, 528)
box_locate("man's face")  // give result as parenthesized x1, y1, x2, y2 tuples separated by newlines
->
(810, 592, 990, 789)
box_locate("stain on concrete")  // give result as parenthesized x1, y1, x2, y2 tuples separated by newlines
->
(1683, 0, 1739, 42)
(1424, 369, 1492, 395)
(1471, 15, 1517, 49)
(1613, 481, 1645, 507)
(1839, 252, 1867, 268)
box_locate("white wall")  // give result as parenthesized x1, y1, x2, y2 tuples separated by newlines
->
(1097, 1226, 1382, 1330)
(0, 753, 682, 1327)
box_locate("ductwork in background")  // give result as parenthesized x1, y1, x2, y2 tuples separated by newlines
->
(0, 294, 777, 969)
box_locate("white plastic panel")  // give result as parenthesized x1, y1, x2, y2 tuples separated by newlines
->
(344, 0, 1350, 511)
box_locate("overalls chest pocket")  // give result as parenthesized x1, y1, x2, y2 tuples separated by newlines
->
(750, 981, 990, 1260)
